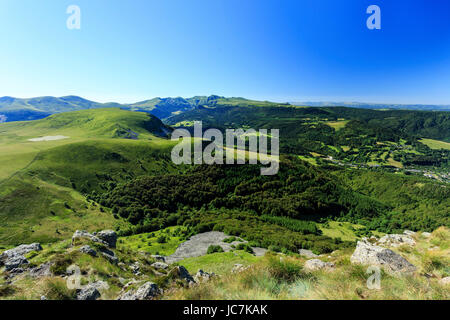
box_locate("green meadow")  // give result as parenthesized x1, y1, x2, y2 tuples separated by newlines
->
(0, 108, 176, 245)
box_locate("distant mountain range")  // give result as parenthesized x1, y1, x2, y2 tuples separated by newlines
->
(1, 95, 449, 123)
(291, 101, 450, 111)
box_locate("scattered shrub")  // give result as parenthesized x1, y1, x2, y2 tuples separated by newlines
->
(207, 245, 224, 254)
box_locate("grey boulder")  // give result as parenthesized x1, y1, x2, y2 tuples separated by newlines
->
(351, 240, 416, 275)
(298, 249, 319, 258)
(0, 243, 42, 258)
(96, 230, 117, 248)
(79, 245, 97, 257)
(194, 269, 216, 283)
(4, 255, 29, 271)
(378, 234, 416, 247)
(72, 230, 108, 247)
(304, 259, 335, 271)
(151, 262, 169, 270)
(169, 266, 195, 284)
(77, 285, 101, 300)
(117, 282, 159, 300)
(0, 243, 41, 271)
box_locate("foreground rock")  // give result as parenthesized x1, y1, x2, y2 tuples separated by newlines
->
(96, 230, 117, 248)
(351, 240, 416, 275)
(151, 262, 169, 270)
(79, 245, 97, 257)
(194, 269, 216, 283)
(298, 249, 319, 258)
(72, 230, 108, 247)
(304, 259, 335, 271)
(378, 234, 416, 247)
(0, 243, 42, 271)
(99, 248, 118, 264)
(151, 255, 165, 262)
(0, 243, 42, 258)
(77, 284, 101, 300)
(232, 264, 250, 273)
(403, 230, 416, 236)
(117, 282, 159, 300)
(29, 262, 52, 278)
(169, 266, 195, 284)
(439, 277, 450, 286)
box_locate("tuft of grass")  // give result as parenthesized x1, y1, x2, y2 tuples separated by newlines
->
(43, 278, 77, 300)
(0, 285, 16, 298)
(265, 254, 309, 283)
(50, 253, 75, 275)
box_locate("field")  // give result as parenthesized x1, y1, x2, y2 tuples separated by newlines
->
(420, 138, 450, 150)
(325, 120, 349, 131)
(117, 227, 187, 256)
(179, 251, 260, 274)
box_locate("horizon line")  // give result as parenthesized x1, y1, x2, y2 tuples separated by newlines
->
(1, 94, 450, 107)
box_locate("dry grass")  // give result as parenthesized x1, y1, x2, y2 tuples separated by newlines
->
(166, 227, 450, 300)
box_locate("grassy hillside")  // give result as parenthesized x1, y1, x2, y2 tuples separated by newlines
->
(0, 109, 176, 244)
(168, 228, 449, 300)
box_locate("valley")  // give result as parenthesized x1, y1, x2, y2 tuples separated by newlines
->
(0, 98, 448, 300)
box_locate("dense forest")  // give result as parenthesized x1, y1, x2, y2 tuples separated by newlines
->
(91, 156, 448, 253)
(167, 106, 450, 169)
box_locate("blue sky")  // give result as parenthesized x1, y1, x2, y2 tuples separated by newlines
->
(0, 0, 449, 104)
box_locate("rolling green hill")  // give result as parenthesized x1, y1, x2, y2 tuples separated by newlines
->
(0, 109, 176, 244)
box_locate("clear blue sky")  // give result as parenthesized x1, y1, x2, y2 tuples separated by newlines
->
(0, 0, 449, 104)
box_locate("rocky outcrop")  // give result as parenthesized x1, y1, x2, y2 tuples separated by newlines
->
(422, 232, 432, 238)
(4, 255, 29, 271)
(298, 249, 319, 258)
(194, 269, 216, 283)
(169, 266, 195, 284)
(151, 255, 165, 262)
(304, 259, 335, 271)
(79, 245, 97, 257)
(99, 248, 118, 264)
(77, 285, 101, 300)
(96, 230, 117, 248)
(29, 262, 52, 278)
(232, 264, 250, 273)
(0, 243, 42, 258)
(151, 262, 169, 270)
(72, 230, 108, 247)
(130, 262, 141, 275)
(378, 234, 416, 247)
(117, 282, 159, 300)
(403, 230, 416, 236)
(0, 243, 42, 271)
(351, 240, 416, 275)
